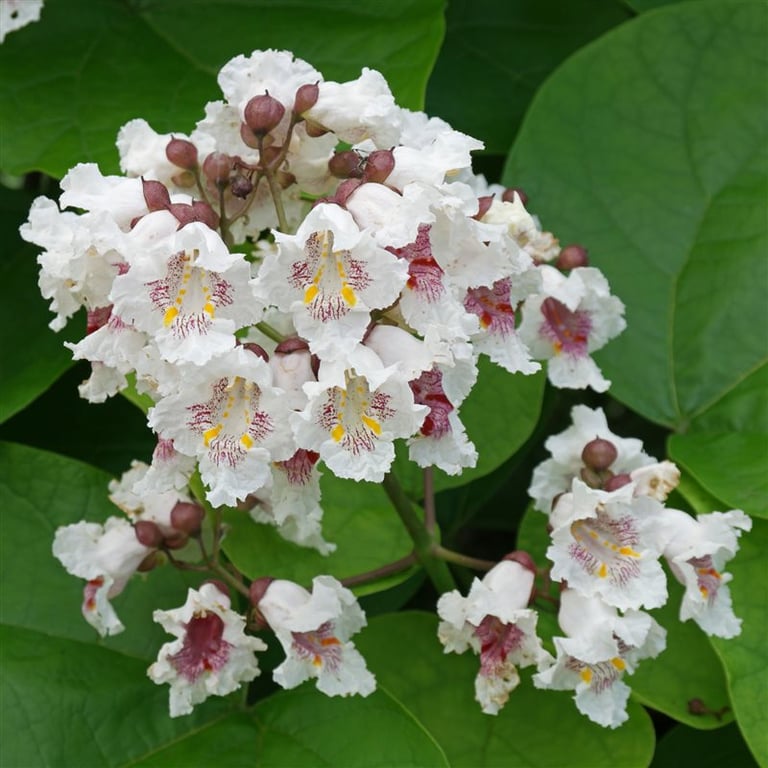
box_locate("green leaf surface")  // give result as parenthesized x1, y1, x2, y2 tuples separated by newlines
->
(395, 360, 546, 499)
(425, 0, 632, 155)
(503, 0, 768, 431)
(221, 472, 416, 596)
(651, 723, 758, 768)
(0, 625, 233, 768)
(0, 185, 79, 424)
(0, 0, 444, 177)
(357, 612, 656, 768)
(710, 518, 768, 767)
(668, 432, 768, 519)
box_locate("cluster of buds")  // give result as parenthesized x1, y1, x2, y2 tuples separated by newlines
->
(19, 49, 747, 723)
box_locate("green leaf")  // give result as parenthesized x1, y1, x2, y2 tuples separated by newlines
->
(394, 359, 546, 498)
(503, 0, 768, 431)
(426, 0, 633, 155)
(710, 518, 768, 767)
(668, 432, 768, 519)
(651, 723, 758, 768)
(0, 185, 79, 424)
(0, 625, 233, 768)
(221, 472, 417, 596)
(0, 0, 445, 177)
(357, 612, 656, 768)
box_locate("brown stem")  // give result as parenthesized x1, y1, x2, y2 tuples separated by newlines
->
(339, 553, 418, 588)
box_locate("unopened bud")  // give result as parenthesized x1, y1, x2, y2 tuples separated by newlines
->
(473, 195, 494, 221)
(163, 531, 188, 550)
(329, 150, 364, 179)
(239, 122, 261, 150)
(137, 552, 160, 572)
(134, 520, 164, 548)
(170, 170, 196, 189)
(274, 337, 310, 355)
(202, 152, 232, 187)
(603, 473, 632, 492)
(503, 550, 537, 575)
(556, 244, 589, 271)
(304, 118, 329, 138)
(334, 178, 363, 206)
(170, 501, 205, 535)
(249, 576, 275, 630)
(294, 82, 319, 115)
(241, 342, 269, 361)
(244, 93, 286, 136)
(191, 201, 219, 230)
(231, 174, 254, 199)
(167, 203, 196, 228)
(166, 137, 198, 170)
(142, 178, 170, 211)
(363, 149, 395, 183)
(581, 437, 618, 471)
(502, 187, 528, 206)
(580, 466, 604, 489)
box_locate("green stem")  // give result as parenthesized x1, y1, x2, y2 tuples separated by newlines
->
(423, 467, 436, 534)
(340, 553, 417, 589)
(432, 545, 496, 572)
(254, 321, 286, 343)
(381, 473, 456, 594)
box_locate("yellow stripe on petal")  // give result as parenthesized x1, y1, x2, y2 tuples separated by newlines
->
(580, 668, 593, 684)
(304, 284, 319, 304)
(619, 546, 640, 557)
(611, 657, 626, 671)
(598, 563, 607, 578)
(203, 301, 215, 317)
(240, 433, 254, 449)
(362, 415, 381, 436)
(331, 424, 345, 442)
(164, 306, 179, 326)
(341, 284, 357, 306)
(203, 424, 222, 447)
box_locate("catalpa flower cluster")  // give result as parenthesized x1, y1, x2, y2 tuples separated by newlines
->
(21, 49, 749, 724)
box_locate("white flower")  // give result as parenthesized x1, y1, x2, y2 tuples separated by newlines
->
(148, 583, 267, 717)
(257, 576, 376, 697)
(528, 405, 655, 514)
(547, 480, 668, 611)
(148, 346, 294, 507)
(0, 0, 43, 43)
(518, 265, 625, 392)
(655, 508, 752, 638)
(629, 461, 681, 502)
(110, 214, 259, 366)
(437, 560, 551, 715)
(52, 516, 151, 636)
(534, 589, 666, 728)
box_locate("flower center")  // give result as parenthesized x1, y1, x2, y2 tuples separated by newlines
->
(474, 615, 525, 677)
(540, 297, 591, 356)
(169, 612, 233, 682)
(410, 368, 453, 438)
(569, 511, 641, 584)
(464, 279, 515, 333)
(689, 554, 722, 603)
(566, 655, 625, 693)
(291, 620, 343, 669)
(388, 225, 444, 301)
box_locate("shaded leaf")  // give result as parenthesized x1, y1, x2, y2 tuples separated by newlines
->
(0, 0, 445, 177)
(651, 723, 758, 768)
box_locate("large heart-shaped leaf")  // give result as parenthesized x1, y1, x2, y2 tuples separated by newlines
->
(0, 0, 445, 177)
(503, 0, 767, 432)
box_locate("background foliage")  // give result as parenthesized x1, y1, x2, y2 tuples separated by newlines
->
(0, 0, 765, 766)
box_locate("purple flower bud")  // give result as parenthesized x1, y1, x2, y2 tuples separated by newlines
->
(191, 201, 220, 230)
(170, 501, 205, 535)
(240, 342, 269, 361)
(274, 337, 310, 355)
(231, 174, 254, 199)
(502, 550, 538, 575)
(581, 437, 618, 471)
(556, 244, 590, 271)
(244, 93, 286, 136)
(202, 152, 232, 186)
(363, 149, 395, 183)
(166, 137, 198, 170)
(239, 122, 261, 150)
(249, 576, 275, 630)
(329, 150, 364, 179)
(134, 520, 164, 548)
(603, 473, 632, 492)
(163, 531, 188, 550)
(334, 178, 363, 206)
(294, 82, 319, 115)
(502, 187, 528, 206)
(141, 178, 171, 211)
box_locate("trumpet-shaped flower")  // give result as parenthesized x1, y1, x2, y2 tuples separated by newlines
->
(257, 576, 375, 697)
(148, 583, 267, 716)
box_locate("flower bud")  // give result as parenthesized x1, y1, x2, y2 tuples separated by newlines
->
(581, 437, 618, 471)
(170, 501, 205, 535)
(274, 337, 310, 355)
(329, 150, 364, 179)
(502, 550, 537, 575)
(502, 186, 528, 206)
(163, 531, 188, 550)
(472, 195, 494, 221)
(580, 466, 604, 489)
(241, 342, 269, 361)
(231, 174, 254, 199)
(556, 244, 589, 271)
(201, 579, 230, 599)
(363, 149, 395, 183)
(244, 93, 285, 136)
(141, 178, 170, 211)
(165, 137, 198, 170)
(293, 82, 319, 115)
(202, 152, 232, 187)
(304, 118, 330, 137)
(239, 122, 261, 150)
(249, 576, 275, 631)
(191, 200, 220, 230)
(134, 520, 164, 548)
(137, 551, 160, 572)
(603, 473, 632, 492)
(334, 178, 363, 206)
